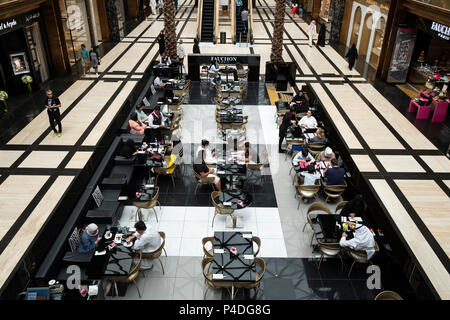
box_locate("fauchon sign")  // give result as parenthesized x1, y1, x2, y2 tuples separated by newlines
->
(430, 21, 450, 41)
(210, 56, 238, 64)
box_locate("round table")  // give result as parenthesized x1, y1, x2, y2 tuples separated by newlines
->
(214, 189, 253, 210)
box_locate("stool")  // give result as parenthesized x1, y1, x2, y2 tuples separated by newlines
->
(408, 99, 430, 119)
(432, 100, 449, 122)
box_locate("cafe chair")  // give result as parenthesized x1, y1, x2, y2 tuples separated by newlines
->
(317, 240, 343, 271)
(335, 201, 348, 215)
(285, 140, 303, 161)
(140, 231, 167, 276)
(107, 251, 143, 298)
(374, 291, 403, 300)
(202, 237, 214, 258)
(252, 236, 261, 257)
(347, 241, 380, 278)
(289, 151, 301, 177)
(211, 191, 235, 227)
(302, 202, 332, 247)
(132, 186, 161, 222)
(308, 142, 326, 156)
(154, 159, 178, 187)
(231, 116, 248, 131)
(202, 257, 233, 300)
(194, 171, 216, 194)
(323, 181, 347, 202)
(232, 257, 266, 300)
(247, 163, 265, 186)
(295, 180, 322, 208)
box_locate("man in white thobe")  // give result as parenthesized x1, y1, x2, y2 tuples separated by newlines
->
(339, 222, 376, 260)
(299, 110, 318, 128)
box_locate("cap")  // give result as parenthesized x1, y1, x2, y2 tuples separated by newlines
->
(86, 223, 99, 237)
(325, 147, 333, 155)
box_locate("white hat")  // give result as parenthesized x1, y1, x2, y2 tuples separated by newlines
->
(86, 223, 98, 237)
(325, 147, 333, 155)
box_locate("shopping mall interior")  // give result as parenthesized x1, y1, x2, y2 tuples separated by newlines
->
(0, 0, 448, 305)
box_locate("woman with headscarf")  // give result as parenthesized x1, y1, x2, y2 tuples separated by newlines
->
(307, 20, 317, 47)
(78, 223, 102, 253)
(345, 44, 358, 70)
(193, 37, 200, 54)
(317, 22, 326, 47)
(340, 222, 376, 260)
(157, 30, 165, 55)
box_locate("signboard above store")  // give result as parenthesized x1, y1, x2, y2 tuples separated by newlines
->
(430, 21, 450, 41)
(0, 9, 41, 36)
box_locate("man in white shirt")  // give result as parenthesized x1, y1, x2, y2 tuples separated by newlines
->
(299, 110, 318, 128)
(127, 221, 162, 270)
(177, 40, 185, 62)
(196, 139, 217, 164)
(154, 76, 166, 87)
(339, 221, 376, 260)
(209, 60, 221, 84)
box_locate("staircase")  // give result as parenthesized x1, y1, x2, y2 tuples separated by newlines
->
(235, 8, 247, 43)
(200, 0, 215, 42)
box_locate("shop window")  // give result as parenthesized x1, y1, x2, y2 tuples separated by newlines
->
(350, 7, 361, 48)
(359, 13, 373, 56)
(58, 0, 93, 65)
(369, 17, 386, 69)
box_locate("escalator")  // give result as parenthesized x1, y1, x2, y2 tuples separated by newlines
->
(200, 0, 215, 42)
(234, 0, 253, 44)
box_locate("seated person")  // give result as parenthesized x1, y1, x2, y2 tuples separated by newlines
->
(127, 221, 162, 270)
(324, 158, 345, 185)
(154, 75, 166, 87)
(339, 221, 376, 260)
(77, 223, 102, 253)
(196, 139, 217, 164)
(209, 60, 221, 83)
(292, 148, 314, 166)
(316, 147, 336, 162)
(338, 194, 364, 221)
(299, 110, 317, 128)
(287, 120, 302, 138)
(237, 142, 252, 163)
(121, 139, 139, 158)
(193, 150, 222, 191)
(236, 62, 246, 74)
(163, 153, 177, 173)
(136, 105, 148, 125)
(159, 52, 171, 66)
(129, 112, 147, 135)
(290, 91, 308, 113)
(167, 135, 183, 157)
(299, 164, 320, 186)
(308, 127, 327, 143)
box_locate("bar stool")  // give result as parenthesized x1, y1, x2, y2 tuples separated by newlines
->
(408, 99, 430, 119)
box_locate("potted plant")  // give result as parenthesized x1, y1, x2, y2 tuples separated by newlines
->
(0, 90, 8, 113)
(21, 74, 33, 95)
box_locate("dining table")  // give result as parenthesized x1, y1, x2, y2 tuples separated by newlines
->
(213, 189, 253, 228)
(221, 96, 241, 106)
(212, 231, 256, 299)
(219, 114, 243, 123)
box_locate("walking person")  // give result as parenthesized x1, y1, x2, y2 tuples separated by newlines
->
(236, 0, 243, 16)
(307, 20, 317, 47)
(150, 0, 157, 15)
(79, 44, 89, 77)
(174, 0, 178, 11)
(89, 47, 101, 76)
(241, 8, 249, 34)
(345, 44, 358, 70)
(177, 39, 186, 73)
(157, 30, 165, 56)
(193, 37, 200, 54)
(45, 90, 62, 137)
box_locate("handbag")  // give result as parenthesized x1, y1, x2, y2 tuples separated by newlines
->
(291, 7, 297, 14)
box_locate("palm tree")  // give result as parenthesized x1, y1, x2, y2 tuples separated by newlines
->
(164, 0, 178, 60)
(270, 0, 286, 62)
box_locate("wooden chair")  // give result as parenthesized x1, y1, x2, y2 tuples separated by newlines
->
(295, 180, 321, 208)
(289, 151, 301, 176)
(231, 116, 248, 130)
(132, 186, 161, 222)
(232, 257, 266, 300)
(140, 231, 167, 275)
(285, 140, 303, 161)
(323, 181, 347, 202)
(201, 257, 233, 300)
(308, 142, 326, 156)
(335, 201, 348, 215)
(154, 157, 177, 187)
(317, 240, 343, 271)
(374, 290, 403, 300)
(211, 191, 235, 227)
(302, 202, 333, 247)
(247, 163, 265, 185)
(347, 241, 380, 277)
(202, 236, 214, 258)
(252, 236, 261, 256)
(194, 171, 216, 194)
(107, 251, 142, 298)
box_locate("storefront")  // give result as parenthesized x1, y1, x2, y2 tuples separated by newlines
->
(400, 18, 450, 92)
(0, 9, 50, 95)
(340, 0, 390, 70)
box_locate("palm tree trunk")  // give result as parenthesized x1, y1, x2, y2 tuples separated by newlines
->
(270, 0, 286, 62)
(164, 0, 178, 60)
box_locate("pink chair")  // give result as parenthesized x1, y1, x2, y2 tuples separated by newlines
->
(409, 99, 430, 119)
(419, 90, 432, 100)
(432, 99, 449, 123)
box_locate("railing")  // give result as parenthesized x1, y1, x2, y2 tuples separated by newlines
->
(214, 0, 220, 43)
(249, 0, 253, 43)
